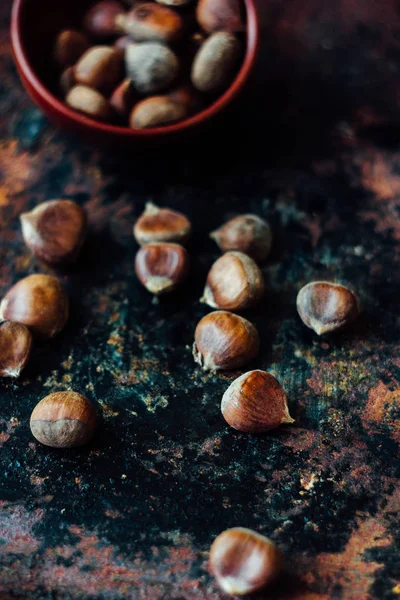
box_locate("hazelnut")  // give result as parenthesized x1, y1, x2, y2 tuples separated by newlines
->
(209, 527, 282, 596)
(191, 31, 241, 93)
(210, 214, 272, 263)
(134, 202, 192, 245)
(30, 391, 98, 448)
(66, 85, 113, 121)
(130, 95, 188, 129)
(193, 311, 259, 371)
(54, 30, 90, 68)
(110, 79, 137, 119)
(83, 1, 126, 40)
(135, 242, 189, 295)
(75, 46, 123, 95)
(0, 321, 32, 378)
(221, 370, 294, 433)
(116, 3, 184, 44)
(297, 281, 360, 335)
(0, 274, 69, 339)
(125, 42, 179, 94)
(60, 66, 76, 96)
(197, 0, 244, 34)
(20, 199, 87, 266)
(201, 251, 264, 312)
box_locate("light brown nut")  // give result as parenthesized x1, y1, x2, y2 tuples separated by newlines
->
(75, 46, 123, 94)
(191, 31, 241, 92)
(125, 43, 179, 94)
(0, 321, 32, 379)
(54, 30, 90, 68)
(210, 214, 272, 262)
(66, 85, 113, 121)
(197, 0, 244, 34)
(130, 95, 187, 129)
(134, 202, 191, 245)
(83, 1, 126, 40)
(116, 3, 184, 44)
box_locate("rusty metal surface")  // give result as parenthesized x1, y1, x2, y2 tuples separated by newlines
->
(1, 1, 400, 598)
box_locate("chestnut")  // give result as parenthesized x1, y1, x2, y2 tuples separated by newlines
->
(221, 370, 294, 433)
(209, 527, 283, 596)
(116, 3, 184, 44)
(297, 281, 360, 335)
(191, 31, 241, 92)
(135, 242, 189, 295)
(193, 311, 259, 371)
(66, 85, 113, 121)
(201, 251, 264, 312)
(134, 202, 191, 245)
(0, 274, 69, 339)
(196, 0, 244, 34)
(125, 42, 179, 94)
(30, 391, 98, 448)
(130, 95, 188, 129)
(20, 199, 87, 266)
(83, 1, 126, 40)
(75, 46, 123, 95)
(0, 321, 32, 379)
(54, 30, 90, 68)
(110, 79, 137, 119)
(210, 214, 272, 263)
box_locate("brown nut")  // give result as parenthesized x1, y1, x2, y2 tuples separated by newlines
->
(30, 391, 98, 448)
(135, 242, 189, 295)
(191, 31, 241, 92)
(83, 1, 126, 40)
(66, 85, 113, 121)
(75, 46, 123, 94)
(297, 281, 360, 335)
(221, 370, 294, 433)
(54, 30, 90, 68)
(193, 311, 259, 371)
(211, 214, 272, 263)
(209, 527, 283, 596)
(0, 321, 32, 378)
(110, 79, 137, 118)
(60, 66, 76, 96)
(134, 202, 191, 245)
(156, 0, 192, 5)
(197, 0, 244, 34)
(116, 3, 184, 44)
(20, 200, 87, 266)
(201, 251, 264, 312)
(125, 42, 179, 94)
(0, 274, 69, 339)
(130, 95, 187, 129)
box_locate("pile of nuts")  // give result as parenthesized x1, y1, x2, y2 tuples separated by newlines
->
(53, 0, 245, 128)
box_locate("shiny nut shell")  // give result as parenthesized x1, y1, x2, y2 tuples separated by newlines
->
(0, 321, 32, 378)
(66, 85, 113, 121)
(75, 46, 123, 94)
(125, 42, 179, 94)
(191, 32, 241, 93)
(130, 95, 188, 129)
(196, 0, 244, 33)
(135, 242, 189, 295)
(84, 0, 126, 40)
(134, 202, 192, 245)
(54, 30, 90, 68)
(116, 3, 184, 43)
(210, 214, 272, 263)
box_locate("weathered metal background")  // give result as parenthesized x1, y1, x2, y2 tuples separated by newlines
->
(1, 1, 400, 598)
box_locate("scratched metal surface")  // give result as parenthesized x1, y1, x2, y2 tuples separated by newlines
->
(1, 1, 400, 598)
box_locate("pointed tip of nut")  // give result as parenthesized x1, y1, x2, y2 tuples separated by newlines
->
(144, 201, 160, 216)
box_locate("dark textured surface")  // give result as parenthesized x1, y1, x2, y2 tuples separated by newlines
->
(1, 1, 400, 598)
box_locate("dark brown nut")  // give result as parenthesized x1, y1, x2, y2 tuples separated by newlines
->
(134, 202, 191, 245)
(297, 281, 360, 335)
(197, 0, 244, 33)
(83, 1, 126, 40)
(20, 200, 87, 266)
(209, 527, 283, 596)
(125, 42, 179, 94)
(0, 321, 32, 379)
(66, 85, 113, 121)
(130, 95, 187, 129)
(75, 46, 123, 94)
(30, 391, 98, 448)
(135, 242, 189, 295)
(211, 214, 272, 263)
(60, 66, 76, 96)
(193, 311, 259, 371)
(0, 274, 69, 339)
(191, 31, 241, 92)
(116, 3, 184, 44)
(114, 35, 133, 50)
(201, 251, 264, 312)
(110, 79, 137, 118)
(221, 370, 294, 433)
(54, 30, 90, 68)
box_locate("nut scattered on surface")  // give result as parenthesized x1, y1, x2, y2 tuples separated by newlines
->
(54, 30, 90, 68)
(297, 281, 360, 335)
(84, 1, 126, 40)
(210, 214, 272, 262)
(193, 311, 259, 371)
(75, 46, 123, 94)
(30, 392, 98, 448)
(66, 85, 113, 121)
(134, 202, 192, 245)
(0, 274, 69, 339)
(20, 200, 87, 265)
(130, 95, 188, 129)
(110, 79, 137, 118)
(135, 242, 189, 295)
(221, 370, 294, 433)
(191, 31, 241, 92)
(201, 251, 264, 312)
(125, 42, 179, 94)
(209, 527, 283, 596)
(116, 3, 184, 43)
(197, 0, 244, 33)
(0, 321, 32, 379)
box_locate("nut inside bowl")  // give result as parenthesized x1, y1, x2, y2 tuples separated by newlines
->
(11, 0, 259, 145)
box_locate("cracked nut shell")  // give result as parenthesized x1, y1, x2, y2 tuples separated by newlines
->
(191, 31, 241, 92)
(210, 214, 272, 263)
(134, 202, 191, 245)
(116, 3, 184, 43)
(0, 321, 32, 379)
(135, 242, 189, 295)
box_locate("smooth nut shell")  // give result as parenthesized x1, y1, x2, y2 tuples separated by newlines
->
(130, 95, 188, 129)
(0, 274, 69, 339)
(209, 527, 282, 596)
(75, 46, 123, 94)
(20, 200, 87, 265)
(116, 3, 184, 43)
(66, 85, 113, 121)
(135, 242, 189, 295)
(197, 0, 244, 33)
(54, 30, 90, 68)
(125, 42, 179, 94)
(193, 311, 259, 371)
(211, 214, 272, 263)
(30, 392, 98, 448)
(297, 281, 360, 335)
(110, 79, 137, 118)
(191, 31, 241, 92)
(134, 202, 191, 245)
(202, 251, 264, 312)
(84, 1, 126, 40)
(0, 321, 32, 378)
